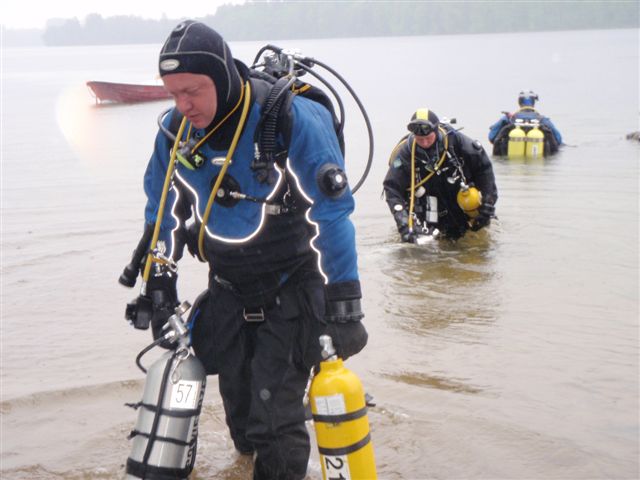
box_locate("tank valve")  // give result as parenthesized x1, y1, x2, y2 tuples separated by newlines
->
(319, 335, 337, 361)
(165, 301, 192, 346)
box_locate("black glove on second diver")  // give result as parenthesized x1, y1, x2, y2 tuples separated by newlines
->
(394, 208, 418, 243)
(401, 230, 419, 243)
(324, 281, 368, 360)
(470, 202, 495, 231)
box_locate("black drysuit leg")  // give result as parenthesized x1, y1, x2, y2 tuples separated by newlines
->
(199, 275, 325, 480)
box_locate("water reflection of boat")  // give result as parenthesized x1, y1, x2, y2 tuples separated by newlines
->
(86, 81, 172, 104)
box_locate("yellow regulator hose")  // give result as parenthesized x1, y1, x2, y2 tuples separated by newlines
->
(197, 81, 252, 261)
(141, 116, 188, 295)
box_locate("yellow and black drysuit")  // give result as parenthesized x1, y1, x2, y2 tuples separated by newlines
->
(383, 125, 498, 241)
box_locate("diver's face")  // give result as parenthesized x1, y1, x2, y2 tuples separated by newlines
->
(415, 132, 437, 149)
(163, 73, 217, 129)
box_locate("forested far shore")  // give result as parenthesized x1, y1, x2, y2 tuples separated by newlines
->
(3, 0, 638, 47)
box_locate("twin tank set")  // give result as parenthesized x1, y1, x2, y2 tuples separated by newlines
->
(507, 119, 545, 158)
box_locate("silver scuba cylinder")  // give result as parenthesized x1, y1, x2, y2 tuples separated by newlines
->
(126, 301, 207, 480)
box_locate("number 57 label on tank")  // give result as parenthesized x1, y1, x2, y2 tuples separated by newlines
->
(170, 380, 201, 409)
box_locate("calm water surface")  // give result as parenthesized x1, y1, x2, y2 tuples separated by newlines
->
(1, 29, 638, 479)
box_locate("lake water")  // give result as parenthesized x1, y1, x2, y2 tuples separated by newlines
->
(1, 28, 638, 479)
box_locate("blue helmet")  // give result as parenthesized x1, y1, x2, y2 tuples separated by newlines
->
(518, 91, 539, 107)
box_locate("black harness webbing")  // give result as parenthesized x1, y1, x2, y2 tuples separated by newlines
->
(128, 429, 196, 447)
(125, 401, 201, 419)
(251, 76, 294, 181)
(318, 432, 372, 457)
(312, 405, 368, 424)
(126, 457, 192, 480)
(141, 351, 177, 471)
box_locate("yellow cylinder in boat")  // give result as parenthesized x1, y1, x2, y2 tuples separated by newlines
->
(525, 126, 544, 158)
(507, 125, 526, 157)
(310, 352, 377, 480)
(457, 186, 482, 218)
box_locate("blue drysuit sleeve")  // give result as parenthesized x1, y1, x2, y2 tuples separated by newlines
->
(488, 115, 509, 143)
(142, 110, 186, 263)
(541, 117, 563, 145)
(286, 97, 359, 286)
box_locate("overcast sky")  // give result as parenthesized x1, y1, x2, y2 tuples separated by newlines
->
(1, 0, 246, 29)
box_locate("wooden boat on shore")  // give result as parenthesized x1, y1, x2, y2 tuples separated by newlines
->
(86, 81, 172, 104)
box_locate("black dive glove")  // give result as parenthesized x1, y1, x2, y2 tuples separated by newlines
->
(324, 281, 368, 360)
(400, 229, 419, 244)
(148, 274, 179, 348)
(125, 273, 179, 349)
(393, 208, 409, 231)
(470, 203, 495, 231)
(394, 208, 417, 243)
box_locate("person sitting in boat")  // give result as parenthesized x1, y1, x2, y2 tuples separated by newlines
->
(488, 91, 563, 156)
(383, 108, 498, 243)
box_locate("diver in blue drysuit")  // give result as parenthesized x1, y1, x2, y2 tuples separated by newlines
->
(135, 20, 367, 480)
(488, 91, 562, 155)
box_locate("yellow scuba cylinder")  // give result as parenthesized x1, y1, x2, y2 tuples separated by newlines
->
(456, 184, 482, 218)
(525, 126, 544, 158)
(507, 124, 526, 158)
(310, 335, 377, 480)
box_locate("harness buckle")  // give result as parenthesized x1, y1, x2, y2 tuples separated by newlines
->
(265, 204, 282, 215)
(243, 308, 265, 322)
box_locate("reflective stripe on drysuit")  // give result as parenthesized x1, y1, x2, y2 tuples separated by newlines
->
(144, 84, 358, 286)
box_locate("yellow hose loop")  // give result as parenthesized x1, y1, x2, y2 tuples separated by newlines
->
(141, 115, 188, 292)
(197, 81, 252, 261)
(407, 126, 451, 232)
(190, 81, 247, 153)
(408, 138, 416, 231)
(406, 126, 449, 191)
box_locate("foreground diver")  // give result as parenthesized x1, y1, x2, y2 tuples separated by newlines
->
(488, 90, 563, 156)
(383, 108, 498, 242)
(125, 20, 367, 479)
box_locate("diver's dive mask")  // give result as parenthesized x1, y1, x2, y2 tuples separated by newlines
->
(407, 120, 437, 136)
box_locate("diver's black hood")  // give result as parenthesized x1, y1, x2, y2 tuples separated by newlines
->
(159, 20, 246, 128)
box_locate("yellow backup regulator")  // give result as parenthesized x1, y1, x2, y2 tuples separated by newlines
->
(457, 184, 482, 219)
(310, 335, 377, 480)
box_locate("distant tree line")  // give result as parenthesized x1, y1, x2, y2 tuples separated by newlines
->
(5, 0, 638, 47)
(208, 0, 639, 41)
(41, 14, 178, 46)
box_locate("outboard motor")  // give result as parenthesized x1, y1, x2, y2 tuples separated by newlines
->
(126, 301, 206, 480)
